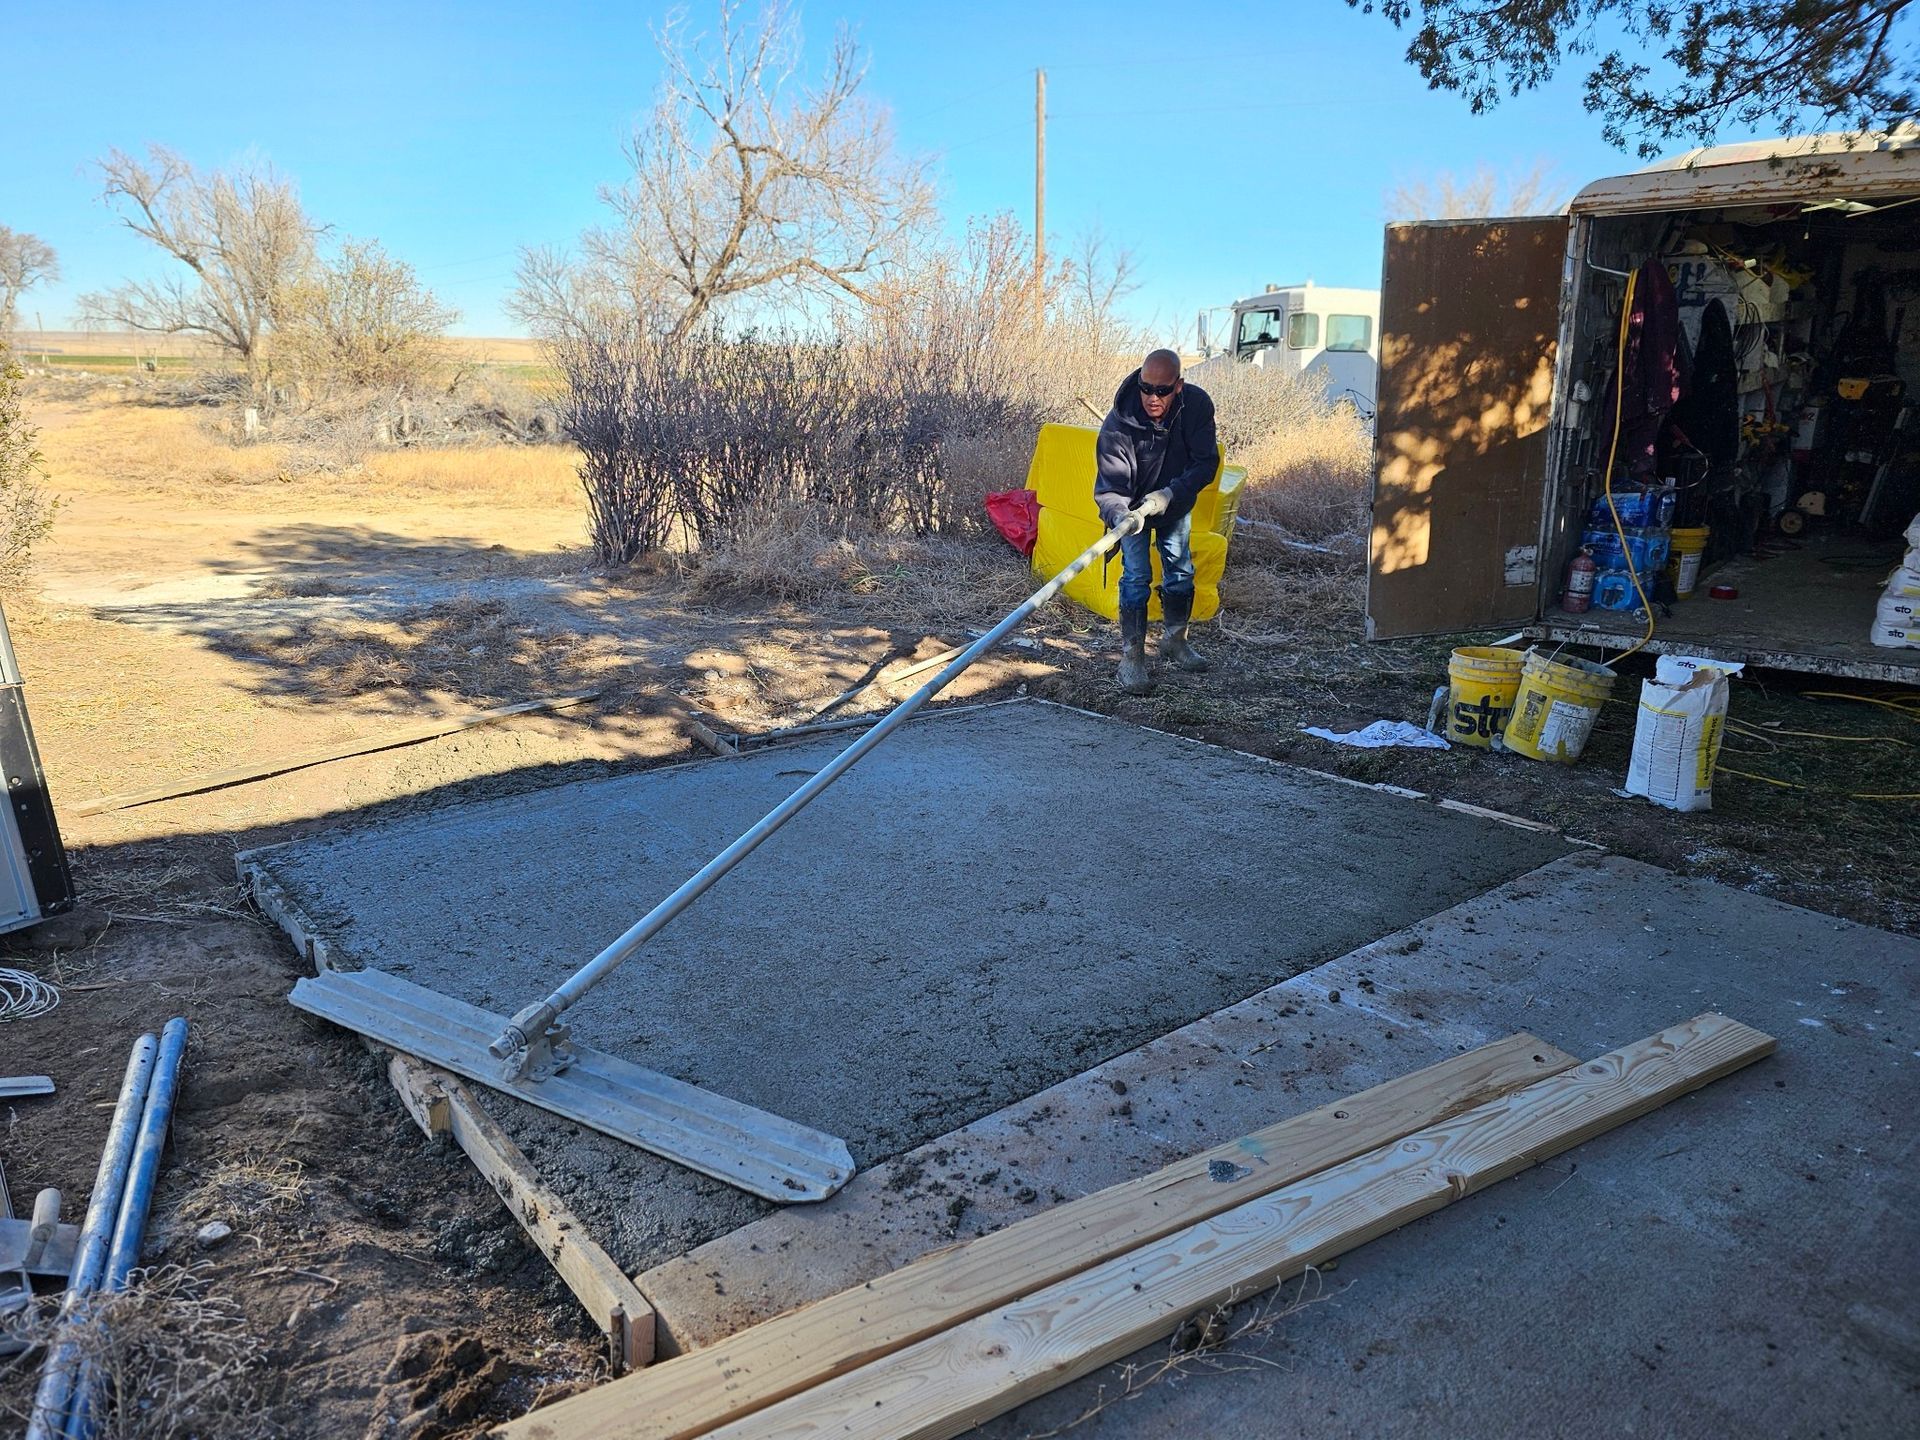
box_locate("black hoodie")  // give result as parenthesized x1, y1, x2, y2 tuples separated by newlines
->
(1093, 369, 1219, 526)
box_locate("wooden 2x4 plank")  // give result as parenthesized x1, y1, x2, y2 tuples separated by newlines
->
(72, 692, 600, 816)
(697, 1012, 1774, 1440)
(388, 1054, 657, 1371)
(497, 1031, 1578, 1440)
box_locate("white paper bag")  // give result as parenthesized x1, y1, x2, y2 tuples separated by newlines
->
(1625, 662, 1731, 812)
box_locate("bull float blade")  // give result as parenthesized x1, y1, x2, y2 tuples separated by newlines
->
(291, 967, 853, 1202)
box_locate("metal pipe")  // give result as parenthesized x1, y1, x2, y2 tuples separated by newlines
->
(491, 513, 1146, 1067)
(103, 1018, 189, 1288)
(67, 1018, 190, 1439)
(24, 1033, 159, 1440)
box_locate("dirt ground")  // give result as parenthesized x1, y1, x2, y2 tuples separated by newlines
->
(1, 379, 1914, 1437)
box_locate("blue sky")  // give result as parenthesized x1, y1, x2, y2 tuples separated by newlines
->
(6, 0, 1785, 340)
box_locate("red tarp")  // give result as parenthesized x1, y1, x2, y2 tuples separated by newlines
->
(984, 488, 1040, 556)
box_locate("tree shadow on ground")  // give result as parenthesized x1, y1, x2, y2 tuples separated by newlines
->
(63, 520, 1023, 750)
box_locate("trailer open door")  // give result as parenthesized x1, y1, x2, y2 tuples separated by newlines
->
(1368, 218, 1570, 639)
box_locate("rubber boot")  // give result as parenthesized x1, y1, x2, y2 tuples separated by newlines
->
(1158, 589, 1210, 672)
(1116, 604, 1152, 695)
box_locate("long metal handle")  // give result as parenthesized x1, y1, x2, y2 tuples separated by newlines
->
(490, 512, 1144, 1067)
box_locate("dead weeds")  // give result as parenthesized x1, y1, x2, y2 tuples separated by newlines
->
(175, 1151, 310, 1229)
(1018, 1268, 1341, 1439)
(685, 503, 1035, 634)
(0, 1265, 286, 1439)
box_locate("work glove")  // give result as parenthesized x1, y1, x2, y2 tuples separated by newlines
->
(1132, 488, 1174, 519)
(1097, 495, 1132, 530)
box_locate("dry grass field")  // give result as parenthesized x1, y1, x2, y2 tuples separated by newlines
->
(34, 388, 581, 507)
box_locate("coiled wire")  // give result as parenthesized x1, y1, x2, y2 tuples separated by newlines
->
(0, 966, 60, 1021)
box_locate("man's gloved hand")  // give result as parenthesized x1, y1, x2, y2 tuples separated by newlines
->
(1132, 488, 1174, 519)
(1097, 495, 1133, 530)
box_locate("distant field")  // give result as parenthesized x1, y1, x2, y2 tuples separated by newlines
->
(40, 354, 202, 371)
(7, 330, 551, 370)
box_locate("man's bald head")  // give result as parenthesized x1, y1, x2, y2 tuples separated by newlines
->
(1142, 348, 1181, 382)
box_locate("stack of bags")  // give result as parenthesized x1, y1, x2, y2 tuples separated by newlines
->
(1871, 513, 1920, 649)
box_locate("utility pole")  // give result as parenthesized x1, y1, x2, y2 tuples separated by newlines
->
(1034, 67, 1047, 313)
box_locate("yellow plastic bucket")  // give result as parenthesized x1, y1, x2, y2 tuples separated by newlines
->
(1502, 650, 1617, 764)
(1443, 646, 1525, 748)
(1668, 526, 1710, 598)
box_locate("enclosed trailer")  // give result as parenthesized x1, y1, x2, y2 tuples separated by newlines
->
(1368, 130, 1920, 683)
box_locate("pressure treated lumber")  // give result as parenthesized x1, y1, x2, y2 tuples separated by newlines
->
(698, 1012, 1774, 1440)
(388, 1054, 656, 1371)
(496, 1031, 1579, 1439)
(73, 692, 600, 815)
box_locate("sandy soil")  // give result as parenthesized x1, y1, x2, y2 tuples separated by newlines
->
(1, 380, 1911, 1437)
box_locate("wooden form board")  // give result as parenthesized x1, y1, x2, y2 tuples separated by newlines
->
(496, 1032, 1580, 1439)
(698, 1013, 1773, 1440)
(388, 1054, 656, 1371)
(73, 692, 600, 816)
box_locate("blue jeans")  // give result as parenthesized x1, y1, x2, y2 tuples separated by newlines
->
(1116, 510, 1196, 611)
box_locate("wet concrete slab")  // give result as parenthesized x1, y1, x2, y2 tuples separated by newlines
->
(244, 699, 1570, 1272)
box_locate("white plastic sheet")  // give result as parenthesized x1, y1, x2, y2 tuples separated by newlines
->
(1301, 720, 1450, 751)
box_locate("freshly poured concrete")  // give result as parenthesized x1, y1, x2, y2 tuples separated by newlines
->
(247, 699, 1568, 1270)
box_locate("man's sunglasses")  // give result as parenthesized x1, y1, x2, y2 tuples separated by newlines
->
(1137, 378, 1179, 398)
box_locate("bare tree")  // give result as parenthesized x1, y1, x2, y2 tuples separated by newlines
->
(1351, 1, 1919, 157)
(0, 228, 60, 332)
(279, 240, 458, 391)
(520, 1, 935, 341)
(79, 146, 319, 384)
(1385, 160, 1567, 219)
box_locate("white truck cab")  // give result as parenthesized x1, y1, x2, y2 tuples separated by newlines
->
(1204, 282, 1381, 414)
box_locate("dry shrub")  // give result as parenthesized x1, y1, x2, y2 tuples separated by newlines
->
(0, 345, 58, 585)
(687, 501, 1032, 630)
(554, 214, 1144, 566)
(252, 369, 563, 477)
(686, 503, 887, 606)
(1202, 362, 1372, 543)
(0, 1266, 282, 1439)
(556, 324, 1048, 562)
(1216, 546, 1366, 652)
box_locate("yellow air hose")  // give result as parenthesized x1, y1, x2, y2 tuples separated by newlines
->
(1599, 267, 1657, 667)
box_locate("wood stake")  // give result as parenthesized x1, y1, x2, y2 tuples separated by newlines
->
(387, 1053, 656, 1371)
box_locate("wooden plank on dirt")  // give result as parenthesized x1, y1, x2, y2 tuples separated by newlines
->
(678, 1012, 1775, 1440)
(72, 692, 601, 816)
(388, 1054, 656, 1371)
(648, 693, 735, 758)
(495, 1031, 1579, 1439)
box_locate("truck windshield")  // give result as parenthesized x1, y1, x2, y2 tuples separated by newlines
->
(1236, 309, 1283, 353)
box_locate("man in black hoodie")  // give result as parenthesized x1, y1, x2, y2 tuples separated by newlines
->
(1094, 348, 1219, 694)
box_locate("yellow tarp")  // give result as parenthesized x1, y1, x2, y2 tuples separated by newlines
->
(1023, 422, 1241, 621)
